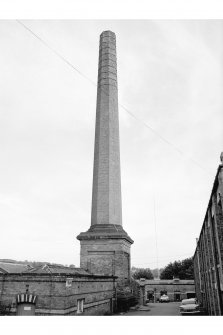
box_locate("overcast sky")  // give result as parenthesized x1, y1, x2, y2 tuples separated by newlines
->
(0, 20, 222, 269)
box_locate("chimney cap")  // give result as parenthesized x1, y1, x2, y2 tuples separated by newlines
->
(100, 30, 116, 38)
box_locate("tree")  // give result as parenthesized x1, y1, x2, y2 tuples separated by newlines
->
(69, 264, 76, 268)
(0, 301, 11, 315)
(160, 257, 194, 280)
(151, 268, 163, 279)
(132, 267, 154, 280)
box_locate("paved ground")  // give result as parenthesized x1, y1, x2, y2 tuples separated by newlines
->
(118, 302, 181, 316)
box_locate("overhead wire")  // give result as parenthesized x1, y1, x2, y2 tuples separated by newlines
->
(16, 21, 212, 269)
(16, 19, 212, 178)
(16, 20, 209, 268)
(16, 20, 96, 87)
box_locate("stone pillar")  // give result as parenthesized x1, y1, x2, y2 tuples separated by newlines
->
(77, 31, 133, 286)
(139, 285, 145, 306)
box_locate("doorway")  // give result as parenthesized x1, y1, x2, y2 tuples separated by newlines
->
(147, 290, 154, 302)
(16, 293, 37, 315)
(17, 303, 35, 315)
(174, 292, 181, 301)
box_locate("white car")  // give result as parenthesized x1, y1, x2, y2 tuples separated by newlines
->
(159, 294, 170, 303)
(179, 298, 200, 315)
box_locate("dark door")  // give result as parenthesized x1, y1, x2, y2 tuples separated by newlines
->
(174, 293, 181, 301)
(147, 291, 154, 302)
(17, 303, 35, 316)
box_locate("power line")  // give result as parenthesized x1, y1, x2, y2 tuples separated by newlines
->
(119, 102, 213, 176)
(16, 20, 213, 262)
(16, 20, 212, 177)
(16, 20, 96, 87)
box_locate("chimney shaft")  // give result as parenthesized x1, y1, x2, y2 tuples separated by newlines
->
(91, 31, 122, 226)
(77, 32, 133, 284)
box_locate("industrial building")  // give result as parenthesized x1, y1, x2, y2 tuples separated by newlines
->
(0, 262, 116, 315)
(193, 154, 223, 315)
(0, 30, 134, 316)
(137, 278, 195, 304)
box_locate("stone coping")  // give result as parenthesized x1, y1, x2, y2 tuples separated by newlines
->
(0, 272, 117, 279)
(77, 224, 133, 244)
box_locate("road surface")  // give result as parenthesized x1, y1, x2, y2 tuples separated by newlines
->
(119, 302, 181, 316)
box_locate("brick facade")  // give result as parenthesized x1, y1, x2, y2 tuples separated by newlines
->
(77, 31, 133, 286)
(0, 272, 116, 315)
(78, 238, 131, 287)
(193, 159, 223, 315)
(137, 279, 195, 304)
(91, 31, 122, 228)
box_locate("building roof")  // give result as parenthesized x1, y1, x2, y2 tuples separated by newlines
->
(0, 262, 32, 274)
(137, 279, 194, 286)
(0, 261, 88, 275)
(26, 264, 91, 275)
(0, 262, 116, 278)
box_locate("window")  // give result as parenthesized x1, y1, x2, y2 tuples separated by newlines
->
(77, 299, 84, 314)
(66, 278, 72, 287)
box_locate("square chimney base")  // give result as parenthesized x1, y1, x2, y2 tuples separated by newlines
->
(77, 224, 133, 287)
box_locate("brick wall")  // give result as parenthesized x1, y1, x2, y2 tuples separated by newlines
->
(193, 165, 223, 315)
(139, 280, 195, 302)
(0, 273, 116, 315)
(80, 239, 131, 286)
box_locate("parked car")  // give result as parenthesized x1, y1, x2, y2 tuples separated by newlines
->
(159, 294, 170, 303)
(179, 298, 200, 315)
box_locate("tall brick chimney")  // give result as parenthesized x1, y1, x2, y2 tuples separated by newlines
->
(92, 30, 122, 228)
(77, 31, 133, 286)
